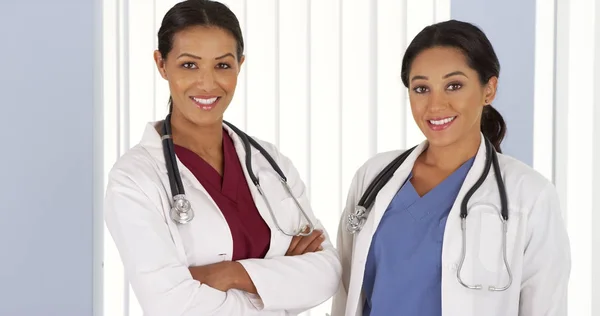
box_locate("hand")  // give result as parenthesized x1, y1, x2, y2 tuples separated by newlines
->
(188, 261, 240, 292)
(285, 226, 325, 256)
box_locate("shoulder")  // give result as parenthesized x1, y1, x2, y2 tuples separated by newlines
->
(347, 149, 409, 193)
(245, 135, 295, 170)
(249, 136, 280, 158)
(107, 122, 166, 188)
(107, 144, 163, 192)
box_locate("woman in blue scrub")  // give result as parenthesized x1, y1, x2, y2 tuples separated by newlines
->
(331, 20, 570, 316)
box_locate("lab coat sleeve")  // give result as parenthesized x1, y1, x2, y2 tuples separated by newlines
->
(330, 170, 362, 316)
(236, 152, 342, 312)
(104, 167, 280, 316)
(519, 183, 571, 316)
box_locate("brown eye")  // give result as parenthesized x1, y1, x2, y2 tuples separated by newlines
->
(413, 86, 428, 94)
(182, 62, 197, 69)
(447, 83, 462, 91)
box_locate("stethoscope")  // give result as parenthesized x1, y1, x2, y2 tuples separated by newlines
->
(346, 137, 513, 291)
(160, 114, 315, 237)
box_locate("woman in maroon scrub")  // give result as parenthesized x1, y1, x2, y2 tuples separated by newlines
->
(103, 1, 342, 315)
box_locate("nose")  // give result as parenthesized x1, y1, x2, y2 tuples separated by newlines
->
(196, 67, 217, 91)
(427, 90, 448, 113)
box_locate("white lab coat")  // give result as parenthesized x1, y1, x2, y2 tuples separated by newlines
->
(331, 134, 571, 316)
(104, 122, 342, 316)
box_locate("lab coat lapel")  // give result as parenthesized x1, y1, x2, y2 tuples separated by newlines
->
(347, 142, 428, 315)
(440, 134, 488, 316)
(441, 134, 488, 266)
(147, 120, 286, 258)
(140, 122, 221, 213)
(141, 122, 217, 195)
(370, 143, 427, 228)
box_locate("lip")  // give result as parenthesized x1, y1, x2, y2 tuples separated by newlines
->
(426, 115, 457, 131)
(190, 96, 221, 111)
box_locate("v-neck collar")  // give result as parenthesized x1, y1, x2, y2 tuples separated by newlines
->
(172, 129, 240, 202)
(408, 156, 475, 199)
(395, 157, 475, 221)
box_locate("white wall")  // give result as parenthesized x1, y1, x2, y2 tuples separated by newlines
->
(101, 0, 449, 315)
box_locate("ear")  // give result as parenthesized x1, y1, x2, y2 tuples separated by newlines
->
(483, 76, 498, 105)
(154, 50, 168, 80)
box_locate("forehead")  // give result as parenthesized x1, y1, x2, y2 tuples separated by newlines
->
(170, 26, 237, 56)
(410, 46, 472, 77)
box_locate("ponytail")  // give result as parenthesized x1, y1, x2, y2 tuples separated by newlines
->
(480, 105, 506, 153)
(168, 96, 173, 113)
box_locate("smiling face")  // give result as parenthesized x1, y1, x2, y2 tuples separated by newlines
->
(408, 46, 497, 149)
(154, 25, 244, 127)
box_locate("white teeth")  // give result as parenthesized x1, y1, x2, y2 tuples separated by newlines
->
(428, 116, 455, 125)
(193, 97, 218, 105)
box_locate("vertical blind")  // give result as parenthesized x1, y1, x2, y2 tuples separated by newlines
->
(545, 0, 600, 315)
(101, 1, 449, 315)
(100, 0, 600, 315)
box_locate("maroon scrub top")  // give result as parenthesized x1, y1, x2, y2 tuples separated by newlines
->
(174, 130, 271, 260)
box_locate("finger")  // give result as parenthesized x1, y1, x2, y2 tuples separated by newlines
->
(286, 226, 310, 255)
(302, 233, 326, 254)
(292, 230, 323, 255)
(286, 236, 301, 255)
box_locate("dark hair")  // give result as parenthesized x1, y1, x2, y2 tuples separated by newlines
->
(400, 20, 506, 153)
(157, 0, 244, 112)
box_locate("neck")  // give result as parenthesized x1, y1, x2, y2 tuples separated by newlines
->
(169, 110, 223, 157)
(421, 131, 481, 171)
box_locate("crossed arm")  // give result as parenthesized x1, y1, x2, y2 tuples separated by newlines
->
(188, 227, 326, 294)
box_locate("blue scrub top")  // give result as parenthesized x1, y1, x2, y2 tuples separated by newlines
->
(362, 157, 474, 316)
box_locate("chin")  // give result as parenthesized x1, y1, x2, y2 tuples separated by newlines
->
(194, 115, 225, 127)
(180, 109, 224, 127)
(424, 132, 461, 149)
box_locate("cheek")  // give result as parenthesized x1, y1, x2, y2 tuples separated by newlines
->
(216, 73, 239, 94)
(169, 71, 196, 93)
(408, 95, 427, 118)
(449, 92, 483, 115)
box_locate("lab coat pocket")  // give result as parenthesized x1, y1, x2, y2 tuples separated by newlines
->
(477, 204, 520, 275)
(277, 197, 304, 235)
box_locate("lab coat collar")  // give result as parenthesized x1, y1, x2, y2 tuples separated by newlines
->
(138, 121, 288, 259)
(370, 133, 488, 228)
(137, 121, 261, 188)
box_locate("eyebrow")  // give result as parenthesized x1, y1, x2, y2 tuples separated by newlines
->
(176, 52, 235, 60)
(410, 71, 469, 82)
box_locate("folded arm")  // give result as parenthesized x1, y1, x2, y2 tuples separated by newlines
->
(188, 226, 325, 295)
(235, 151, 342, 312)
(104, 169, 280, 316)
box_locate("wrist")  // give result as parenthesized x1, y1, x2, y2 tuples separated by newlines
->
(229, 261, 257, 294)
(228, 261, 244, 288)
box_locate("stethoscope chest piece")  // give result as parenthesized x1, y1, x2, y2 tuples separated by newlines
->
(347, 206, 367, 234)
(170, 194, 194, 224)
